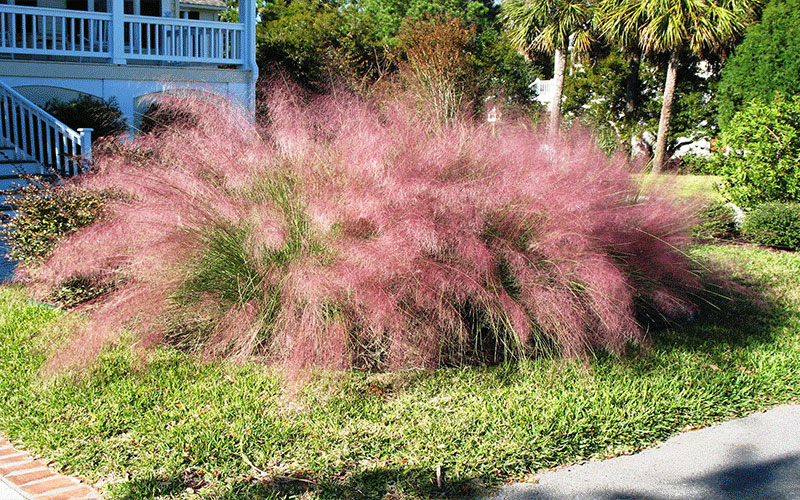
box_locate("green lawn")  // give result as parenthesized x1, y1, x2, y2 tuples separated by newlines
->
(637, 173, 725, 201)
(1, 244, 799, 500)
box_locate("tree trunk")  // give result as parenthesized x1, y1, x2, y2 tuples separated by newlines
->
(549, 47, 568, 135)
(625, 48, 641, 114)
(653, 51, 679, 173)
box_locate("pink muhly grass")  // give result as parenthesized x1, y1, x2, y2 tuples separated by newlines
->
(28, 88, 707, 375)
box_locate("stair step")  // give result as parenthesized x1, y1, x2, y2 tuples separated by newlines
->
(0, 159, 39, 165)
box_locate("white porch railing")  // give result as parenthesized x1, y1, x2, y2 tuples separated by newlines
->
(0, 5, 110, 57)
(0, 81, 91, 177)
(124, 15, 242, 64)
(0, 4, 243, 65)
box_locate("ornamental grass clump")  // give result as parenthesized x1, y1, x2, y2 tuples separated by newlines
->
(27, 88, 704, 374)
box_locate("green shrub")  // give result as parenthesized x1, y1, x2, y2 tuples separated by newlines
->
(138, 101, 198, 135)
(742, 202, 800, 250)
(716, 95, 800, 209)
(678, 154, 721, 175)
(44, 95, 128, 139)
(692, 201, 740, 240)
(1, 180, 106, 266)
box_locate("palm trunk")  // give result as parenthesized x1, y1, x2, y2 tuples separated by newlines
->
(549, 47, 568, 135)
(653, 51, 679, 173)
(625, 47, 641, 114)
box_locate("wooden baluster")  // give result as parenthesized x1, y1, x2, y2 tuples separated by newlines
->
(44, 124, 53, 171)
(36, 117, 45, 168)
(24, 108, 35, 158)
(19, 107, 29, 157)
(0, 96, 8, 141)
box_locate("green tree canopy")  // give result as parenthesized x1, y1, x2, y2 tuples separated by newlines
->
(247, 0, 541, 115)
(717, 0, 800, 128)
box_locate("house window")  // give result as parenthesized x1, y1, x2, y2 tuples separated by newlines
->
(66, 0, 88, 10)
(140, 0, 160, 16)
(180, 10, 200, 19)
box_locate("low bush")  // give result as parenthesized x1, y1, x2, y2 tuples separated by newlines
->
(1, 179, 106, 267)
(28, 89, 706, 375)
(717, 95, 800, 209)
(742, 202, 800, 250)
(44, 95, 128, 139)
(137, 101, 199, 135)
(677, 154, 720, 175)
(692, 201, 740, 241)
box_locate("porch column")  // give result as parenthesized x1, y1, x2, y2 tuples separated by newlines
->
(110, 0, 126, 64)
(239, 0, 258, 116)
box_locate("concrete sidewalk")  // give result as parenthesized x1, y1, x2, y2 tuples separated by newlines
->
(0, 475, 28, 500)
(487, 404, 800, 500)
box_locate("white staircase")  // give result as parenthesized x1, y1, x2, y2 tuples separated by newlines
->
(0, 144, 40, 208)
(0, 81, 92, 209)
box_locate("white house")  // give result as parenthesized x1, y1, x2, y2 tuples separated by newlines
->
(0, 0, 257, 178)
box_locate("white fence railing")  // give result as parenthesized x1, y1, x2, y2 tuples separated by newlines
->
(0, 81, 91, 177)
(124, 15, 242, 64)
(0, 5, 110, 57)
(0, 4, 243, 65)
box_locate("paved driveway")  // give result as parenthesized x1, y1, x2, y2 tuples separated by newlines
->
(486, 404, 800, 500)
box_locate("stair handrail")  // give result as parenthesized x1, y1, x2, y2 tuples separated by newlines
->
(0, 81, 92, 177)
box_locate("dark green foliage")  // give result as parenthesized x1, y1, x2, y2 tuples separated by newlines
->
(181, 224, 264, 305)
(563, 52, 719, 156)
(1, 180, 105, 266)
(563, 51, 634, 152)
(677, 154, 721, 175)
(247, 0, 542, 113)
(716, 95, 800, 208)
(718, 0, 800, 128)
(667, 60, 721, 154)
(44, 95, 128, 138)
(692, 201, 739, 240)
(255, 0, 352, 92)
(742, 202, 800, 250)
(138, 101, 198, 135)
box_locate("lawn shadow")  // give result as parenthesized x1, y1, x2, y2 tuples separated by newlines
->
(653, 277, 789, 351)
(109, 464, 488, 500)
(109, 470, 314, 500)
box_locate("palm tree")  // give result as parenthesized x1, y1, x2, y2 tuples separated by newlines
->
(598, 0, 761, 172)
(593, 3, 641, 115)
(503, 0, 594, 134)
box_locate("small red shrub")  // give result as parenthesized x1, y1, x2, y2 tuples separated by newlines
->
(29, 88, 703, 374)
